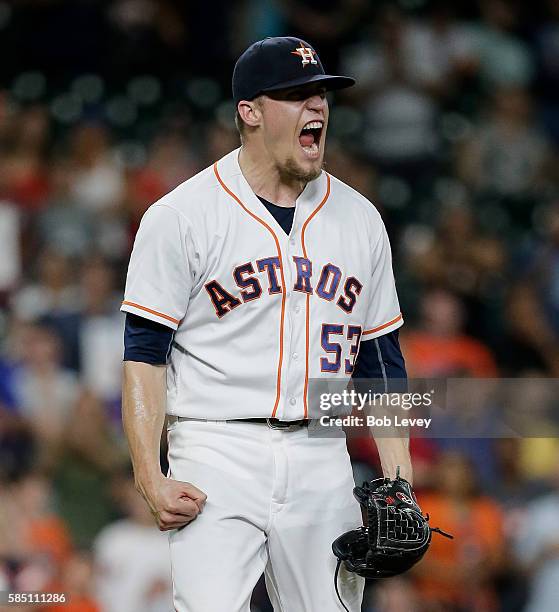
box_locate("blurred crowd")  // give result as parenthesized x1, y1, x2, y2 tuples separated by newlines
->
(0, 0, 559, 611)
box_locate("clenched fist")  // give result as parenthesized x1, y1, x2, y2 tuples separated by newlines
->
(139, 475, 207, 531)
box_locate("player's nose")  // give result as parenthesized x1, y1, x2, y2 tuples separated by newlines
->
(305, 93, 327, 112)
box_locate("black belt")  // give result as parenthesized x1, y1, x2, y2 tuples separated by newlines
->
(234, 418, 309, 429)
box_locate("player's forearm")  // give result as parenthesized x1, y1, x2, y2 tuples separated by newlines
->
(373, 436, 412, 483)
(366, 388, 413, 482)
(122, 360, 167, 494)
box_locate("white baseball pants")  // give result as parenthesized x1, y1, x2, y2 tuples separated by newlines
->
(167, 419, 364, 611)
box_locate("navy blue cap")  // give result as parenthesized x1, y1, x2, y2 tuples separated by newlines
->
(232, 37, 355, 105)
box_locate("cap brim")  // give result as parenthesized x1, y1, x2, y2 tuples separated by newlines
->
(260, 74, 355, 96)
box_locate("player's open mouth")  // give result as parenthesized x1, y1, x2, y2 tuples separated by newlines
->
(299, 120, 323, 158)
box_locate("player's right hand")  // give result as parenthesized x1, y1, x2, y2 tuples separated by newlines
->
(142, 476, 207, 531)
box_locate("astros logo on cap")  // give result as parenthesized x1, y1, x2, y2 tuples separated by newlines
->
(291, 42, 317, 67)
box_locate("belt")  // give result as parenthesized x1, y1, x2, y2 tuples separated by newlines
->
(237, 418, 309, 429)
(171, 416, 309, 430)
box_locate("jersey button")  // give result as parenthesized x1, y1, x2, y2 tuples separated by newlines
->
(289, 238, 295, 245)
(294, 306, 301, 314)
(292, 352, 299, 360)
(289, 397, 296, 406)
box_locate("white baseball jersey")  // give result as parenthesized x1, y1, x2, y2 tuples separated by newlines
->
(121, 147, 403, 420)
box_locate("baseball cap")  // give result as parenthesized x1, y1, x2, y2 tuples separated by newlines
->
(232, 36, 355, 105)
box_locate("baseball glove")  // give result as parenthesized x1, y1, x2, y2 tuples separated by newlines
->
(332, 469, 452, 610)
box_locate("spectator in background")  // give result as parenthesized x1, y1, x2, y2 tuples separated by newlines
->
(0, 105, 50, 212)
(124, 129, 195, 246)
(494, 438, 551, 599)
(10, 249, 82, 370)
(406, 201, 507, 342)
(415, 451, 505, 611)
(44, 552, 99, 612)
(492, 438, 539, 612)
(469, 0, 534, 87)
(500, 376, 559, 482)
(501, 283, 559, 376)
(362, 576, 419, 612)
(68, 122, 127, 260)
(525, 202, 559, 338)
(493, 438, 550, 508)
(340, 4, 470, 183)
(124, 128, 199, 247)
(141, 131, 198, 190)
(12, 256, 124, 387)
(0, 472, 73, 593)
(38, 158, 94, 260)
(401, 288, 498, 377)
(401, 289, 500, 485)
(94, 468, 173, 612)
(457, 87, 552, 200)
(394, 0, 477, 99)
(2, 323, 80, 471)
(11, 249, 80, 323)
(325, 144, 378, 205)
(502, 203, 559, 377)
(54, 390, 124, 549)
(68, 122, 123, 215)
(514, 451, 559, 612)
(203, 119, 241, 168)
(78, 256, 124, 405)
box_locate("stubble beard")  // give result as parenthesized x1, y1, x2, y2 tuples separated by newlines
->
(277, 156, 323, 186)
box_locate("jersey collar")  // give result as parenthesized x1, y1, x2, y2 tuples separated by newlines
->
(215, 147, 329, 237)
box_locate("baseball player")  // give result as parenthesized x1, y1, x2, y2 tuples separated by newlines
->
(121, 37, 410, 612)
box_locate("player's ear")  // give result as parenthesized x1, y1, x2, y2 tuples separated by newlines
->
(237, 100, 262, 129)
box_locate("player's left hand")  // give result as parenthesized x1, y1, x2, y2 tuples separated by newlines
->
(333, 470, 453, 578)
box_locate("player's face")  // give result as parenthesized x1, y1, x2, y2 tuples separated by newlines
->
(259, 84, 329, 183)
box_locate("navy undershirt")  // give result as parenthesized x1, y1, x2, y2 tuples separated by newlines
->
(123, 195, 407, 385)
(257, 196, 295, 234)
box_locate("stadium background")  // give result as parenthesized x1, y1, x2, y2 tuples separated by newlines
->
(0, 0, 558, 610)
